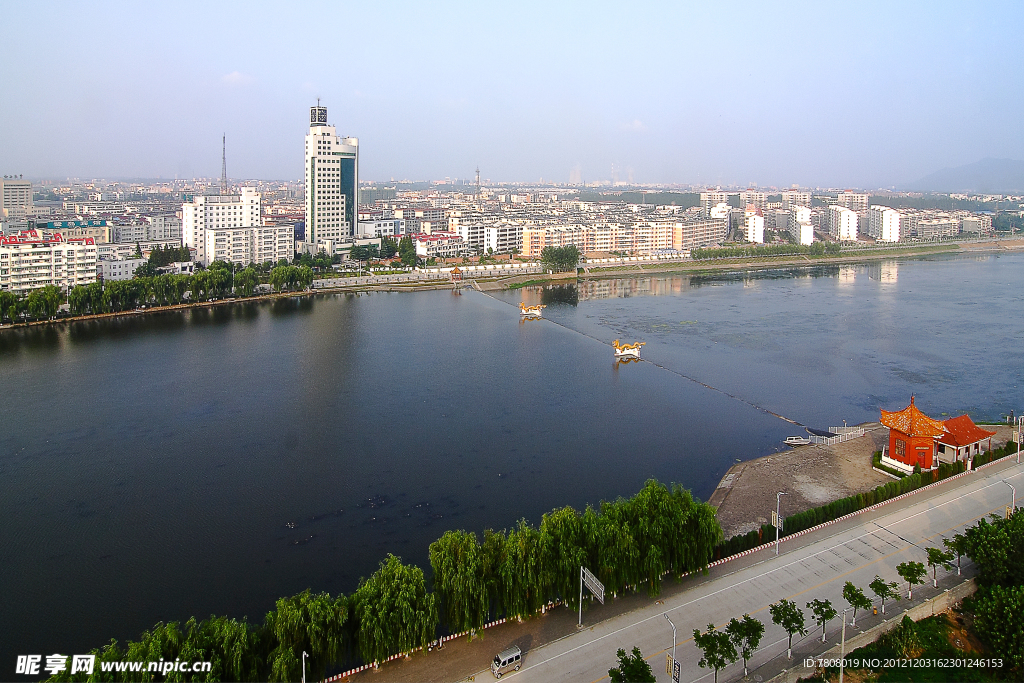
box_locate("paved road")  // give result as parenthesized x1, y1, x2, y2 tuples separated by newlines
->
(503, 457, 1022, 683)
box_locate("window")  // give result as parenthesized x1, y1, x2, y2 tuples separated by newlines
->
(895, 439, 906, 457)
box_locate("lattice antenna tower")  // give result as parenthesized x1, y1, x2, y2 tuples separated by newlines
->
(220, 133, 228, 195)
(475, 166, 480, 196)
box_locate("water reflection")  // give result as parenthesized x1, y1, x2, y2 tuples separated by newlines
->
(540, 284, 579, 306)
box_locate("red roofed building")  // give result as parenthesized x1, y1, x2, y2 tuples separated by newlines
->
(938, 415, 995, 465)
(880, 396, 945, 471)
(880, 397, 997, 472)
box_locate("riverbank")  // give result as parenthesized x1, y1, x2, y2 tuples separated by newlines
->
(709, 422, 1016, 538)
(3, 240, 1021, 331)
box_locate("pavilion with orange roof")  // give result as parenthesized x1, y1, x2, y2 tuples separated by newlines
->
(880, 396, 996, 472)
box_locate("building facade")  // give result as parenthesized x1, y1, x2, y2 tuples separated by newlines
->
(868, 205, 901, 242)
(0, 177, 33, 219)
(0, 230, 98, 293)
(182, 188, 262, 265)
(828, 205, 858, 241)
(305, 105, 358, 246)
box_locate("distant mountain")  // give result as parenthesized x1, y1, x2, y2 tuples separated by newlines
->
(904, 158, 1024, 194)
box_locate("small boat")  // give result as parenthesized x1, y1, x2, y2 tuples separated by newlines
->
(519, 302, 546, 318)
(784, 436, 811, 446)
(612, 339, 645, 359)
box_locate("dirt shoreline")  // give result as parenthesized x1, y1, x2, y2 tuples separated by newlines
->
(709, 422, 1016, 539)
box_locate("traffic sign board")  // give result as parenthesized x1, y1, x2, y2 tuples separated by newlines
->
(582, 566, 605, 604)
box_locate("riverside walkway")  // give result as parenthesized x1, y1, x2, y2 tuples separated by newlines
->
(346, 453, 1022, 683)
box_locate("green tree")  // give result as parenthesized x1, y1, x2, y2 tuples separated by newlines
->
(234, 267, 259, 297)
(842, 581, 872, 627)
(725, 614, 764, 677)
(693, 623, 737, 683)
(925, 546, 954, 588)
(540, 244, 581, 272)
(399, 235, 417, 267)
(943, 533, 968, 576)
(266, 589, 347, 682)
(352, 554, 438, 668)
(25, 284, 64, 319)
(769, 599, 806, 659)
(429, 530, 488, 636)
(963, 511, 1024, 587)
(538, 506, 589, 611)
(608, 646, 656, 683)
(896, 561, 926, 599)
(869, 575, 901, 615)
(974, 584, 1024, 675)
(0, 290, 19, 322)
(807, 598, 837, 643)
(380, 236, 399, 259)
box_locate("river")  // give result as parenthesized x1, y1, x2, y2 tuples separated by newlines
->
(1, 251, 1021, 665)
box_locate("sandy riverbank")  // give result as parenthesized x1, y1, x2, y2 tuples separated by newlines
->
(709, 422, 1015, 538)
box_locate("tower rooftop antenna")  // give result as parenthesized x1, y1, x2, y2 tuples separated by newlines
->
(220, 133, 228, 194)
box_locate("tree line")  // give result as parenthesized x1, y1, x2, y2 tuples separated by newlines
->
(692, 242, 842, 260)
(46, 480, 719, 681)
(1, 261, 316, 322)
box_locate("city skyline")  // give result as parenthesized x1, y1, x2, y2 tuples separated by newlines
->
(2, 1, 1023, 188)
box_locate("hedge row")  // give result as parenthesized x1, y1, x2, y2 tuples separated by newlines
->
(718, 441, 1018, 557)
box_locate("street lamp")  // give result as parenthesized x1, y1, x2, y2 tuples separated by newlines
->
(839, 608, 849, 683)
(664, 613, 677, 681)
(301, 651, 308, 683)
(776, 491, 787, 556)
(1003, 480, 1016, 514)
(1016, 416, 1021, 465)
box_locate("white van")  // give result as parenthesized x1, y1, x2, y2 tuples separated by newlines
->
(491, 645, 522, 678)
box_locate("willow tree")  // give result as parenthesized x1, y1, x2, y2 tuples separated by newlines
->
(178, 615, 262, 682)
(429, 530, 488, 635)
(352, 554, 438, 667)
(499, 520, 545, 619)
(266, 589, 348, 681)
(538, 506, 591, 610)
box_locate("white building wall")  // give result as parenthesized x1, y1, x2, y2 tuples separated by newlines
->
(0, 233, 98, 293)
(829, 205, 858, 241)
(745, 214, 765, 243)
(182, 188, 262, 265)
(868, 205, 901, 242)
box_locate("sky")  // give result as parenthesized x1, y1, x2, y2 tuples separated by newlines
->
(2, 1, 1022, 188)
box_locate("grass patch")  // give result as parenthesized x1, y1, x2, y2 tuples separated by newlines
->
(506, 279, 551, 289)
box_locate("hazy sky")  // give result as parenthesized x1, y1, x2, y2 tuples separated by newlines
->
(2, 1, 1022, 188)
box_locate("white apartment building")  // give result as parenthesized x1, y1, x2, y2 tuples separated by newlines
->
(362, 219, 406, 238)
(144, 215, 183, 241)
(828, 205, 859, 241)
(868, 205, 902, 242)
(204, 225, 294, 267)
(744, 209, 765, 243)
(739, 190, 767, 211)
(97, 240, 187, 261)
(521, 219, 727, 258)
(305, 105, 359, 246)
(700, 191, 729, 217)
(182, 188, 262, 265)
(788, 205, 814, 245)
(961, 215, 993, 235)
(0, 230, 97, 293)
(413, 232, 465, 259)
(836, 191, 869, 213)
(781, 190, 811, 210)
(1, 177, 33, 219)
(97, 257, 146, 281)
(483, 224, 523, 254)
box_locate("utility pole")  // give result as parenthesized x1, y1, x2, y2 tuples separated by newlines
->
(839, 608, 849, 683)
(776, 491, 787, 556)
(301, 651, 308, 683)
(664, 613, 677, 681)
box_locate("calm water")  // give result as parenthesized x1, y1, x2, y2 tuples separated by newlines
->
(1, 252, 1022, 664)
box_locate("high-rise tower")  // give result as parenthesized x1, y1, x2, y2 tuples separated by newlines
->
(305, 104, 359, 247)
